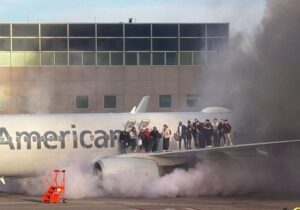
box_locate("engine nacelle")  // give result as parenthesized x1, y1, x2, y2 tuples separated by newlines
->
(93, 157, 160, 180)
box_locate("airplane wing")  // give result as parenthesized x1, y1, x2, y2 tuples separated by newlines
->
(126, 139, 300, 166)
(93, 139, 300, 179)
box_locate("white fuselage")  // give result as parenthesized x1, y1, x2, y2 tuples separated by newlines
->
(0, 112, 230, 177)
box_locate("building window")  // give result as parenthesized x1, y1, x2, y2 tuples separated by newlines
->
(104, 95, 116, 108)
(166, 52, 178, 65)
(20, 96, 29, 112)
(193, 52, 206, 65)
(69, 52, 82, 65)
(139, 52, 151, 65)
(187, 95, 199, 108)
(180, 52, 192, 65)
(76, 96, 89, 109)
(125, 52, 137, 65)
(55, 52, 68, 65)
(111, 52, 123, 65)
(97, 52, 109, 65)
(0, 96, 5, 109)
(41, 52, 54, 66)
(83, 52, 96, 65)
(153, 52, 165, 65)
(159, 95, 171, 108)
(0, 53, 11, 66)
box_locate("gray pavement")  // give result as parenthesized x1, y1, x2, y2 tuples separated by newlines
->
(0, 193, 299, 210)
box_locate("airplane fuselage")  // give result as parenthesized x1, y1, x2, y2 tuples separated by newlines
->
(0, 112, 230, 177)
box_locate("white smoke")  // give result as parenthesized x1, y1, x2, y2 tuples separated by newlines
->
(1, 149, 300, 199)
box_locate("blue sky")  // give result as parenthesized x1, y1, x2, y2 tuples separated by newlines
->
(0, 0, 266, 34)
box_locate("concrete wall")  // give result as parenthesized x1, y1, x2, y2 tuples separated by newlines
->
(0, 65, 206, 114)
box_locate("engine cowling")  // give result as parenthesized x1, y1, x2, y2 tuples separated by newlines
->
(93, 157, 160, 180)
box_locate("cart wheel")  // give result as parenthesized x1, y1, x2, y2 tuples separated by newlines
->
(63, 199, 67, 203)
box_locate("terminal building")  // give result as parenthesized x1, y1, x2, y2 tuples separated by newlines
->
(0, 23, 229, 114)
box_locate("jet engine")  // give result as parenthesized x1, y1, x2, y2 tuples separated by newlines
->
(93, 157, 160, 180)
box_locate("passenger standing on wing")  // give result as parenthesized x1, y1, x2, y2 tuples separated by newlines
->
(161, 124, 171, 152)
(203, 119, 213, 147)
(144, 128, 151, 152)
(186, 120, 193, 149)
(129, 127, 138, 152)
(212, 118, 219, 147)
(192, 119, 199, 148)
(138, 128, 146, 152)
(150, 127, 160, 152)
(197, 120, 205, 148)
(177, 121, 187, 150)
(218, 119, 226, 146)
(119, 130, 128, 154)
(224, 119, 233, 146)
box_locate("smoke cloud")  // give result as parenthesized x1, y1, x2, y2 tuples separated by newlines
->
(3, 150, 300, 199)
(2, 0, 300, 199)
(200, 0, 300, 142)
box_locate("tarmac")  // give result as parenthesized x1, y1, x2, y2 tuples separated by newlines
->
(0, 193, 299, 210)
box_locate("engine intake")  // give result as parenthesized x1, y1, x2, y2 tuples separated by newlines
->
(93, 157, 160, 180)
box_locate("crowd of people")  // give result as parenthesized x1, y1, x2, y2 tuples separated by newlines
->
(119, 118, 232, 154)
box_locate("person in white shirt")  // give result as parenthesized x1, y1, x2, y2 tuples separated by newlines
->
(212, 118, 219, 147)
(161, 124, 171, 152)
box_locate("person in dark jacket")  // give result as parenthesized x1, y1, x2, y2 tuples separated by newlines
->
(203, 119, 213, 147)
(144, 128, 151, 152)
(138, 128, 146, 152)
(218, 119, 226, 146)
(197, 121, 205, 148)
(150, 127, 160, 152)
(192, 119, 199, 148)
(186, 120, 193, 149)
(119, 130, 129, 154)
(177, 121, 187, 150)
(224, 119, 233, 146)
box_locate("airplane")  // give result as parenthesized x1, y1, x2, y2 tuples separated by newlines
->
(0, 96, 299, 185)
